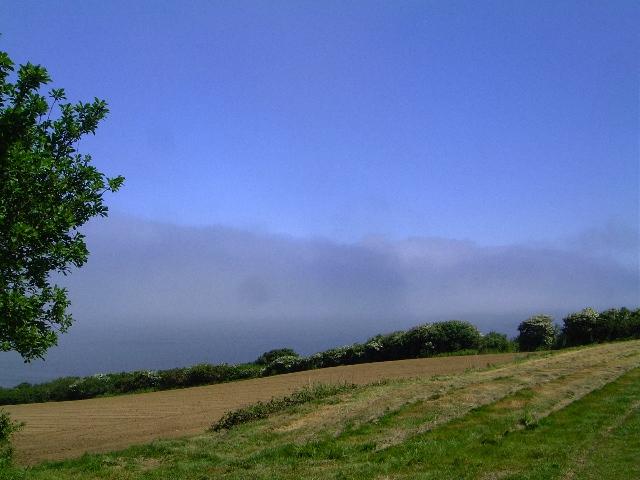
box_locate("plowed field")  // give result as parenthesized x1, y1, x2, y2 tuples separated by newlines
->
(6, 353, 521, 464)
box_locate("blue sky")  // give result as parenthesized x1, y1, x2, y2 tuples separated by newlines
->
(3, 0, 638, 243)
(1, 1, 639, 383)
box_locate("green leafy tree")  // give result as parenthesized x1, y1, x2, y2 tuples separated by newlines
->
(255, 348, 299, 365)
(595, 308, 627, 341)
(0, 50, 123, 360)
(517, 314, 556, 351)
(427, 320, 482, 353)
(562, 307, 599, 346)
(596, 307, 640, 341)
(480, 331, 513, 352)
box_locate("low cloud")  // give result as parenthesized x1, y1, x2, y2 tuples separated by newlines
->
(64, 215, 637, 326)
(1, 215, 637, 385)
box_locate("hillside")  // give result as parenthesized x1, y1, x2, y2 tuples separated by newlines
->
(2, 340, 639, 479)
(6, 353, 521, 464)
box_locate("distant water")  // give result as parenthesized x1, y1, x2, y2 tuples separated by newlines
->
(0, 321, 358, 387)
(0, 314, 524, 387)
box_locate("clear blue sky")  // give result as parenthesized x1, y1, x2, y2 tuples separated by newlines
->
(2, 1, 639, 244)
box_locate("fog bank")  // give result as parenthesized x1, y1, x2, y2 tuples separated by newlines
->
(1, 216, 637, 386)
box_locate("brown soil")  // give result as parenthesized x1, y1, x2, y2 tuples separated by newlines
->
(6, 353, 520, 465)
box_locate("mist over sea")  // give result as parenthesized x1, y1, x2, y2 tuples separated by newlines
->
(1, 216, 637, 387)
(0, 311, 569, 387)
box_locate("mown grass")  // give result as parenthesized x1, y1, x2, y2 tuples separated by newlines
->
(361, 368, 640, 479)
(2, 359, 638, 479)
(211, 382, 357, 432)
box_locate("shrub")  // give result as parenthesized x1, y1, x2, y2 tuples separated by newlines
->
(111, 370, 161, 393)
(210, 383, 354, 431)
(264, 355, 308, 375)
(0, 410, 22, 467)
(517, 315, 556, 351)
(480, 332, 513, 352)
(183, 364, 260, 387)
(304, 352, 324, 370)
(254, 348, 299, 365)
(377, 331, 409, 361)
(67, 374, 113, 400)
(185, 364, 226, 385)
(157, 368, 189, 389)
(363, 337, 386, 362)
(562, 308, 599, 346)
(335, 343, 366, 365)
(596, 308, 626, 341)
(315, 346, 351, 367)
(355, 331, 402, 363)
(627, 308, 640, 338)
(595, 307, 640, 342)
(427, 320, 482, 354)
(44, 377, 80, 402)
(403, 324, 436, 358)
(0, 362, 264, 405)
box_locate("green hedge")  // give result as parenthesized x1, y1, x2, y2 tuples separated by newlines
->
(2, 306, 636, 404)
(0, 363, 263, 405)
(515, 307, 640, 352)
(264, 320, 487, 375)
(560, 307, 640, 347)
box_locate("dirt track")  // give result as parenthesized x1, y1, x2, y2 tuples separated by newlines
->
(6, 353, 521, 465)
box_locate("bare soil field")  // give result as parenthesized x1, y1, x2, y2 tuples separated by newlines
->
(6, 353, 521, 465)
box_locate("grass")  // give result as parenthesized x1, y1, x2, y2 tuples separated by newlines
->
(211, 382, 357, 432)
(1, 342, 639, 479)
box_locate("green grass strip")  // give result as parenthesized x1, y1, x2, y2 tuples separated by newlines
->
(358, 367, 640, 479)
(210, 382, 356, 432)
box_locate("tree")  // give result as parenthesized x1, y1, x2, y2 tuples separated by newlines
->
(562, 307, 599, 346)
(595, 308, 626, 342)
(480, 331, 513, 353)
(254, 348, 299, 365)
(427, 320, 482, 353)
(0, 50, 123, 361)
(517, 314, 555, 351)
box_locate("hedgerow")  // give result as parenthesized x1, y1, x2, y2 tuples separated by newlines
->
(0, 364, 264, 405)
(1, 306, 637, 404)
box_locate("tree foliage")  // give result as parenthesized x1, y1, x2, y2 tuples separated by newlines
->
(517, 314, 555, 351)
(0, 50, 123, 360)
(427, 320, 482, 353)
(561, 307, 599, 346)
(595, 307, 640, 342)
(1, 307, 637, 404)
(480, 331, 513, 353)
(0, 408, 22, 466)
(560, 307, 640, 347)
(254, 348, 299, 365)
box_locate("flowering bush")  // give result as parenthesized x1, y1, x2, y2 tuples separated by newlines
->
(517, 315, 556, 351)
